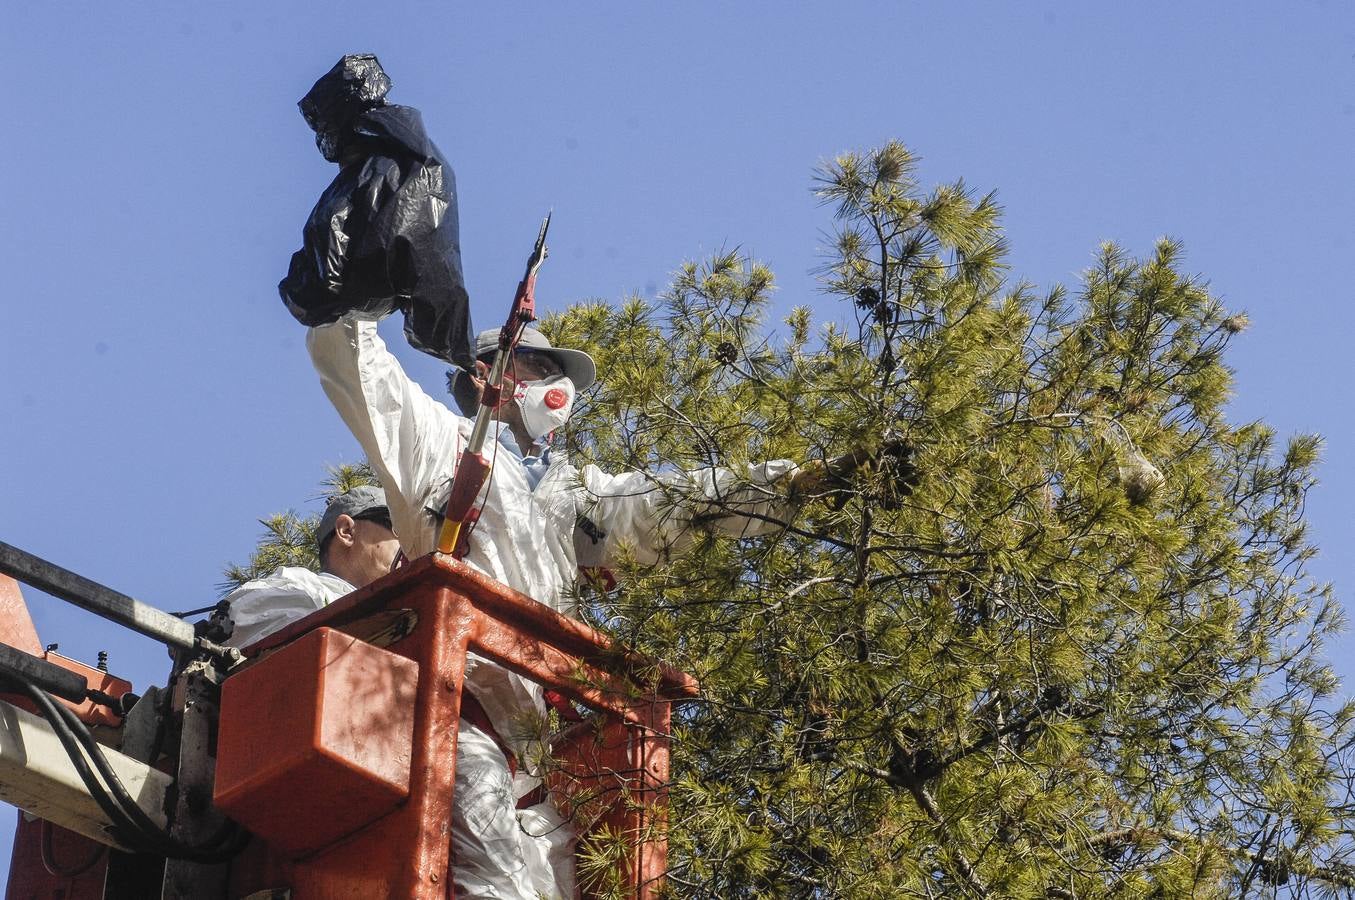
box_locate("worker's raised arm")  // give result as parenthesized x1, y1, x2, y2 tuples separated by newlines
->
(307, 316, 466, 552)
(576, 459, 801, 567)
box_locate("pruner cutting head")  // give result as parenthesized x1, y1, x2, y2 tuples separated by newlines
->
(527, 211, 551, 279)
(505, 211, 552, 338)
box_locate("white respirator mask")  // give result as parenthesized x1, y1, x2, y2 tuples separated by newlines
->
(512, 374, 575, 441)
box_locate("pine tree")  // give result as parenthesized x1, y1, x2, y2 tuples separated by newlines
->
(237, 142, 1355, 897)
(548, 142, 1355, 897)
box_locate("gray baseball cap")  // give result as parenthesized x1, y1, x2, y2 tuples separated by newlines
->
(448, 326, 596, 413)
(317, 485, 390, 547)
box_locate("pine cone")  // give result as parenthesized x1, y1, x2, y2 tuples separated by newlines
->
(870, 438, 921, 508)
(1119, 452, 1164, 504)
(855, 285, 880, 310)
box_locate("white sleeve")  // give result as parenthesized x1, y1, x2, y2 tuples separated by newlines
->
(577, 460, 799, 567)
(306, 317, 466, 553)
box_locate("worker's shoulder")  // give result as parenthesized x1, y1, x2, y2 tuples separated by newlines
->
(540, 453, 589, 487)
(227, 567, 352, 601)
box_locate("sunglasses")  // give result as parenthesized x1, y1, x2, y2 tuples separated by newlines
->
(353, 509, 395, 533)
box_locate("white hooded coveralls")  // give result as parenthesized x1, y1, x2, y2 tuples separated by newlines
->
(308, 316, 798, 898)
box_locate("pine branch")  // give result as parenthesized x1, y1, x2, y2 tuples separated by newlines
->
(910, 784, 991, 898)
(1083, 827, 1355, 890)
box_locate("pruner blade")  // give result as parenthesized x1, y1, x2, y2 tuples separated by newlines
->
(527, 211, 551, 277)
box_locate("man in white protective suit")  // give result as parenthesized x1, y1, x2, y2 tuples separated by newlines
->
(223, 486, 400, 649)
(306, 317, 822, 899)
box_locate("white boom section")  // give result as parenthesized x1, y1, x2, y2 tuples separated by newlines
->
(0, 699, 172, 849)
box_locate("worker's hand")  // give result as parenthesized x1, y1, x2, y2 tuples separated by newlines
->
(469, 360, 511, 409)
(791, 438, 919, 509)
(789, 450, 872, 495)
(788, 459, 831, 497)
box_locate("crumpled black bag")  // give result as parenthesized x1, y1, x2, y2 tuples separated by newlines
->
(279, 55, 474, 369)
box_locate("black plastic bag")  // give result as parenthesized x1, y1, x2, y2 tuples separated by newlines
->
(279, 55, 474, 369)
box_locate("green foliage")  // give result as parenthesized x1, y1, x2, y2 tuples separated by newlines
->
(545, 142, 1355, 897)
(220, 462, 377, 592)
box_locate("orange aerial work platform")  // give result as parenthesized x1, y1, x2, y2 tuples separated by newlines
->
(216, 553, 699, 899)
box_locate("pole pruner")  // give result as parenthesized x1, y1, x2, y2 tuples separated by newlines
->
(436, 213, 552, 557)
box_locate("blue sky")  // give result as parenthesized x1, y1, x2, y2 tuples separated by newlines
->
(2, 1, 1353, 883)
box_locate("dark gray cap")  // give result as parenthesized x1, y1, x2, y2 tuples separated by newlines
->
(448, 326, 596, 413)
(317, 485, 389, 547)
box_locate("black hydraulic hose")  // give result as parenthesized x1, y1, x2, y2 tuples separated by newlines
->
(40, 817, 106, 878)
(46, 694, 246, 862)
(48, 699, 179, 842)
(34, 685, 223, 862)
(21, 682, 246, 863)
(20, 682, 146, 851)
(52, 699, 245, 856)
(170, 603, 220, 618)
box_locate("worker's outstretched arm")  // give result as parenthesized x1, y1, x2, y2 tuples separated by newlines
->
(307, 316, 465, 555)
(577, 460, 801, 567)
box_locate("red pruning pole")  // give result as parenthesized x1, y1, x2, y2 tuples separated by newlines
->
(437, 213, 551, 557)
